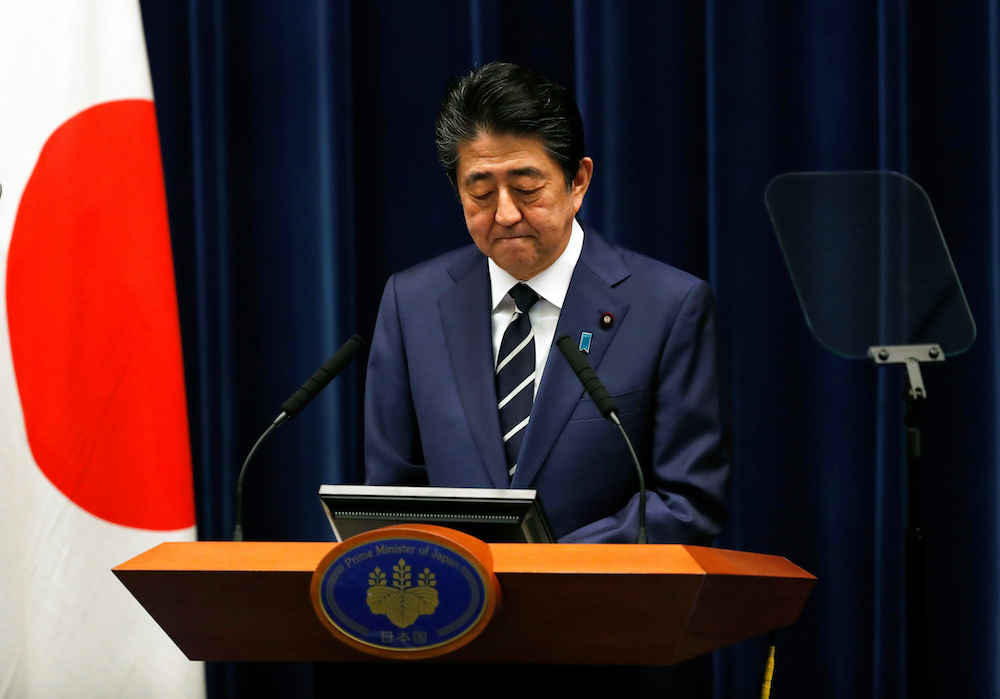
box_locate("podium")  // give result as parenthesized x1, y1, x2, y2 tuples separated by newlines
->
(113, 539, 814, 666)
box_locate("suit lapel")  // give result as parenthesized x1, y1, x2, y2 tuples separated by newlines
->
(511, 232, 631, 488)
(439, 252, 511, 488)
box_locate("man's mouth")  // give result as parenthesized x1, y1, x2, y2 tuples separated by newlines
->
(494, 230, 533, 240)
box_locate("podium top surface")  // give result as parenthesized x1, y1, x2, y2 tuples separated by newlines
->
(115, 540, 811, 578)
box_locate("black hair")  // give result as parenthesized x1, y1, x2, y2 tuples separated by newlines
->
(435, 62, 586, 191)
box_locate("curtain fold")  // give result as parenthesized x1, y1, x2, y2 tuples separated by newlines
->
(139, 1, 1000, 696)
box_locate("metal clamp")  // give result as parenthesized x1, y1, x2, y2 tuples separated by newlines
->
(868, 344, 944, 400)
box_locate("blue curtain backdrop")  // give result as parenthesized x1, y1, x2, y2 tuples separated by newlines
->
(139, 1, 1000, 697)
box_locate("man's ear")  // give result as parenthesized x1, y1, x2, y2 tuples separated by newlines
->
(572, 157, 594, 211)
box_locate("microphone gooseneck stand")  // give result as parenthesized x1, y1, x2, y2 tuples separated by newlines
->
(232, 334, 366, 542)
(608, 411, 647, 545)
(233, 419, 282, 542)
(557, 335, 647, 544)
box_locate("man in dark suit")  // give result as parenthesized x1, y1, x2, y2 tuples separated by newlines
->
(364, 62, 729, 545)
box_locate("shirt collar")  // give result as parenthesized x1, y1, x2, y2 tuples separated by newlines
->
(489, 218, 584, 311)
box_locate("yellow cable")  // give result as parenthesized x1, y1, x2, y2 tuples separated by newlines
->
(760, 644, 775, 699)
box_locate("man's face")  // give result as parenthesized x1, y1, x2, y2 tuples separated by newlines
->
(456, 132, 593, 280)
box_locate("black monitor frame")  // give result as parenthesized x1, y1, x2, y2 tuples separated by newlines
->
(318, 484, 554, 544)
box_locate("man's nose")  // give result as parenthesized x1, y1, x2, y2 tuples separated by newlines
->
(494, 188, 522, 226)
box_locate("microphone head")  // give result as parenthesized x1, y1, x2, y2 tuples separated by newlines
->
(557, 335, 618, 418)
(280, 335, 366, 419)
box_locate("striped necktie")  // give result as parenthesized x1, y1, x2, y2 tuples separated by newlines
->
(496, 283, 539, 481)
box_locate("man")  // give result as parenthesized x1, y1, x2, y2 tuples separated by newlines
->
(364, 62, 729, 545)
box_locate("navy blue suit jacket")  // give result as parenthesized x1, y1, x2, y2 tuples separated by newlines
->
(364, 230, 730, 543)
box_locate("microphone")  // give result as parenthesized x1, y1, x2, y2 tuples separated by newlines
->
(557, 335, 647, 544)
(278, 334, 366, 423)
(233, 334, 366, 541)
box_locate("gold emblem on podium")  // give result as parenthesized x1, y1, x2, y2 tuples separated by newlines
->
(311, 524, 501, 658)
(366, 558, 439, 628)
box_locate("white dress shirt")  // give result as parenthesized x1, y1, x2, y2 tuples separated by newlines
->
(488, 218, 584, 395)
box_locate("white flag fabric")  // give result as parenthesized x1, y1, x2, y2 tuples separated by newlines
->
(0, 1, 204, 696)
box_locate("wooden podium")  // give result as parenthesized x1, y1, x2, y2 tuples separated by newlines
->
(114, 540, 814, 666)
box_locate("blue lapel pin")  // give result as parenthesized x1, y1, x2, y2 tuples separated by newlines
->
(579, 332, 593, 353)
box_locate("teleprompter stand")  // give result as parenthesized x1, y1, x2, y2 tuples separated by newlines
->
(766, 171, 976, 699)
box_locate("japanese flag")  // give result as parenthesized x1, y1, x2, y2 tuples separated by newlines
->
(0, 1, 204, 696)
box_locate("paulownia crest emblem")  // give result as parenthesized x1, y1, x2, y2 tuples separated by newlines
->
(366, 558, 439, 628)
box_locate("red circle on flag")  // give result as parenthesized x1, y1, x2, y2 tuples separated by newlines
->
(6, 99, 196, 531)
